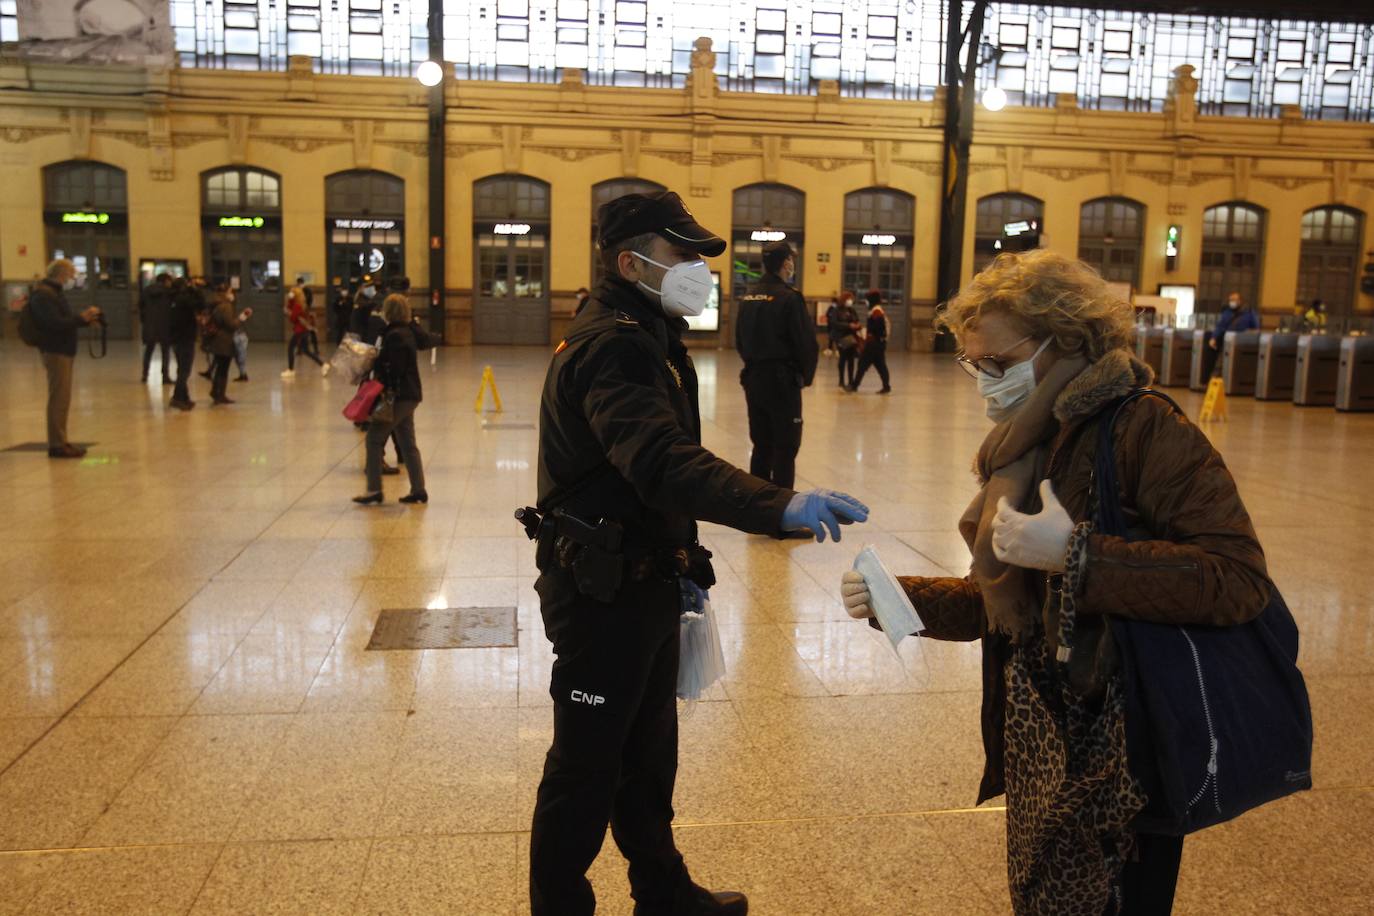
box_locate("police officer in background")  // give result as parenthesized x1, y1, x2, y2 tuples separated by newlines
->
(734, 240, 818, 489)
(522, 191, 868, 916)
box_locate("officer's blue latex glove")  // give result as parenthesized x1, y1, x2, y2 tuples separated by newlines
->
(782, 489, 870, 543)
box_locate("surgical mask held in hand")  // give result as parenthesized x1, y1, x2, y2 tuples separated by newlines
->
(632, 252, 714, 317)
(853, 546, 926, 654)
(977, 338, 1052, 422)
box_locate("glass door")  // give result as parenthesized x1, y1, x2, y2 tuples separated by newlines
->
(47, 224, 133, 339)
(205, 227, 285, 341)
(474, 229, 549, 345)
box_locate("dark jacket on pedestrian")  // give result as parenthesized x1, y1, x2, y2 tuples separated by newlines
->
(27, 279, 88, 356)
(892, 350, 1270, 805)
(374, 320, 433, 404)
(538, 276, 795, 550)
(829, 303, 860, 348)
(1213, 305, 1259, 345)
(207, 298, 242, 358)
(169, 284, 205, 346)
(139, 282, 172, 345)
(865, 307, 890, 345)
(734, 272, 820, 386)
(350, 294, 383, 340)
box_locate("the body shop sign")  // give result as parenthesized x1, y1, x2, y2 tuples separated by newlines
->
(334, 218, 398, 230)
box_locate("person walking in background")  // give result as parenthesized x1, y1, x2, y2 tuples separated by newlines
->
(138, 271, 174, 385)
(354, 294, 432, 506)
(282, 283, 323, 379)
(231, 295, 252, 383)
(848, 289, 892, 394)
(207, 287, 250, 405)
(25, 258, 102, 458)
(349, 274, 383, 340)
(734, 239, 818, 490)
(167, 276, 207, 411)
(830, 289, 861, 389)
(331, 279, 354, 344)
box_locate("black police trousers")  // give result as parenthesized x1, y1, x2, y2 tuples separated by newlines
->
(530, 567, 691, 916)
(742, 362, 803, 490)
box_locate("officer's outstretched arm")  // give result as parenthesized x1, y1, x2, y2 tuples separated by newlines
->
(580, 334, 794, 536)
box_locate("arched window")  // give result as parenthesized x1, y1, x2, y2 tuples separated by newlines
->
(590, 178, 666, 283)
(974, 193, 1043, 273)
(1298, 206, 1363, 318)
(731, 183, 805, 296)
(44, 160, 128, 211)
(842, 188, 914, 344)
(472, 175, 551, 345)
(326, 169, 404, 216)
(203, 167, 281, 212)
(1078, 197, 1145, 290)
(1200, 202, 1266, 312)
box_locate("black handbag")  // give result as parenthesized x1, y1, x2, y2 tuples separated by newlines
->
(1091, 389, 1314, 835)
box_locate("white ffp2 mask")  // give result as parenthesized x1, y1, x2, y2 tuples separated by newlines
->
(632, 252, 713, 317)
(977, 338, 1052, 422)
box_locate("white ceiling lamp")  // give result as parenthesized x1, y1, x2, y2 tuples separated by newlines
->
(416, 60, 444, 87)
(982, 86, 1008, 112)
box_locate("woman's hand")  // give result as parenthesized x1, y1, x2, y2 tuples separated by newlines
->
(992, 480, 1074, 573)
(841, 570, 873, 619)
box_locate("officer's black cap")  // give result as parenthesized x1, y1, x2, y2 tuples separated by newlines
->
(597, 191, 726, 258)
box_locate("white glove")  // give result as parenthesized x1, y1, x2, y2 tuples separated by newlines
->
(991, 480, 1075, 573)
(841, 569, 873, 619)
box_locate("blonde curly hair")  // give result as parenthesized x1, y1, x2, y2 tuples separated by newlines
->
(936, 249, 1134, 361)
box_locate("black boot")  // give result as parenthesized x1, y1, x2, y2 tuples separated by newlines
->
(634, 886, 747, 916)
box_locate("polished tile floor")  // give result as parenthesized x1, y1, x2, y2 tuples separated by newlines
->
(0, 338, 1370, 915)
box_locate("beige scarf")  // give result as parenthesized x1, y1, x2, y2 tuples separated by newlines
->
(958, 354, 1089, 642)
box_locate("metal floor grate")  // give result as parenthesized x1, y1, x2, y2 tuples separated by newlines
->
(366, 606, 518, 651)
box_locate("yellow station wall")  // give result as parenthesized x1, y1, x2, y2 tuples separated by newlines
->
(2, 61, 1373, 347)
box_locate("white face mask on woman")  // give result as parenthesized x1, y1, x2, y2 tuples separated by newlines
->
(632, 252, 713, 317)
(977, 338, 1052, 422)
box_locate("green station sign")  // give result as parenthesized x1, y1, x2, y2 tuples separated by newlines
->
(61, 211, 110, 224)
(218, 215, 266, 229)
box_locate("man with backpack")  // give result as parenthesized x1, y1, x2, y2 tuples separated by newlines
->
(19, 259, 102, 458)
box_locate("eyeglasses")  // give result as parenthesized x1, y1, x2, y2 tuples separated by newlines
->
(955, 335, 1036, 379)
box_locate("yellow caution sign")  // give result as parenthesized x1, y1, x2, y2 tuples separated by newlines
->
(474, 365, 504, 414)
(1199, 377, 1228, 422)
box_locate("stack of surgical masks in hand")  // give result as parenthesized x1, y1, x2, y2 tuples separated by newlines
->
(328, 333, 380, 385)
(853, 546, 927, 655)
(677, 580, 726, 703)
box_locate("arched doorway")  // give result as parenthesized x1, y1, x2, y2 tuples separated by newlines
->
(731, 183, 805, 299)
(590, 178, 665, 286)
(1200, 202, 1265, 313)
(43, 161, 133, 339)
(472, 175, 551, 345)
(842, 188, 914, 347)
(1298, 205, 1363, 318)
(201, 166, 286, 341)
(325, 170, 405, 289)
(974, 193, 1043, 274)
(1078, 197, 1145, 290)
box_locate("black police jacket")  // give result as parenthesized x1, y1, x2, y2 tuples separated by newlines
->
(537, 276, 794, 548)
(734, 273, 819, 386)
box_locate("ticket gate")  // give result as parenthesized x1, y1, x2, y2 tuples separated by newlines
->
(1222, 331, 1260, 397)
(1293, 335, 1341, 407)
(1255, 332, 1299, 401)
(1159, 328, 1193, 387)
(1135, 327, 1165, 376)
(1335, 336, 1374, 412)
(1189, 329, 1214, 391)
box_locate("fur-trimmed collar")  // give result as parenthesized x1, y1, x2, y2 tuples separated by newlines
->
(1052, 348, 1155, 424)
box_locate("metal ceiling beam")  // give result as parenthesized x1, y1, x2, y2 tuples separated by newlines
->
(1008, 1, 1374, 26)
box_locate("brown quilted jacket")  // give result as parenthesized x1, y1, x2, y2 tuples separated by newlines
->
(898, 350, 1271, 803)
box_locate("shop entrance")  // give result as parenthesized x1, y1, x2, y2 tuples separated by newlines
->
(472, 175, 550, 345)
(326, 170, 406, 289)
(201, 168, 285, 341)
(43, 161, 134, 339)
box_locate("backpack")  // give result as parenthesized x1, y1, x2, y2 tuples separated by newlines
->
(16, 292, 41, 347)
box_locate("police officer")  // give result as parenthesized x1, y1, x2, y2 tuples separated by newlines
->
(734, 240, 818, 489)
(348, 273, 383, 340)
(523, 190, 869, 916)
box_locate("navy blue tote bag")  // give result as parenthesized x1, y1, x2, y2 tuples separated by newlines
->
(1092, 390, 1314, 836)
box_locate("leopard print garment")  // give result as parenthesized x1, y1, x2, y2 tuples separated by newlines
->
(1003, 523, 1147, 916)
